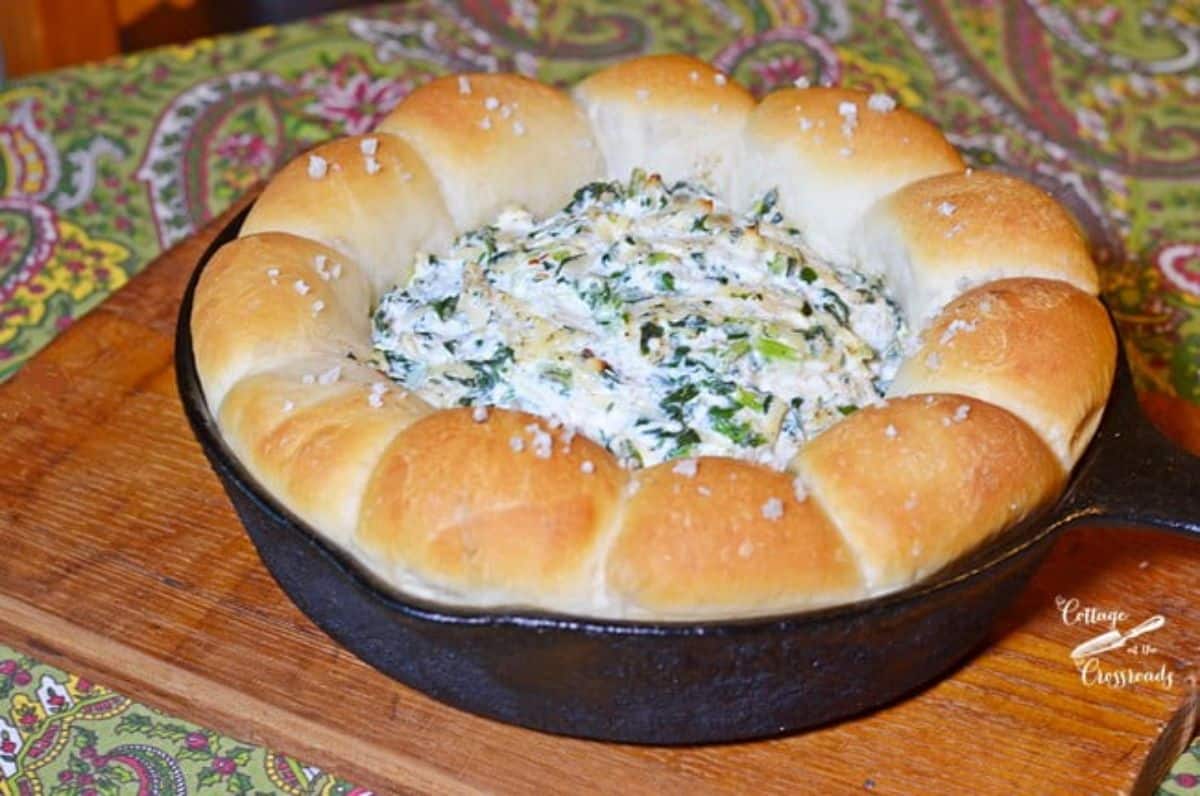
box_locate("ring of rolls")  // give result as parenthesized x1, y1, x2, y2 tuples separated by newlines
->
(191, 54, 1116, 620)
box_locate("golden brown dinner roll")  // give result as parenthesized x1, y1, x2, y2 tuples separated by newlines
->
(737, 87, 963, 262)
(218, 355, 432, 548)
(797, 394, 1064, 593)
(854, 170, 1100, 327)
(239, 134, 455, 295)
(606, 457, 863, 619)
(889, 278, 1116, 467)
(356, 409, 626, 608)
(376, 73, 605, 231)
(191, 233, 373, 410)
(573, 54, 755, 198)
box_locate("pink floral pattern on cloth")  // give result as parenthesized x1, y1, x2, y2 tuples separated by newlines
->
(0, 1, 1196, 791)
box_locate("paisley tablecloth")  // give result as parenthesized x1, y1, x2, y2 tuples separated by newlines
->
(0, 1, 1197, 793)
(0, 643, 366, 795)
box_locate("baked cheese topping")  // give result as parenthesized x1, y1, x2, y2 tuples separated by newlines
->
(372, 170, 907, 469)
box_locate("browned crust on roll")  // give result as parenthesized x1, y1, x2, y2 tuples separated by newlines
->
(356, 409, 626, 607)
(745, 88, 962, 178)
(738, 87, 964, 261)
(219, 355, 432, 548)
(890, 278, 1116, 467)
(797, 395, 1064, 593)
(855, 169, 1100, 326)
(376, 73, 604, 231)
(239, 133, 455, 295)
(607, 457, 863, 618)
(191, 233, 373, 410)
(574, 54, 749, 109)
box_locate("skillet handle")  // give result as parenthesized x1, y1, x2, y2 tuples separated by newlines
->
(1055, 347, 1200, 537)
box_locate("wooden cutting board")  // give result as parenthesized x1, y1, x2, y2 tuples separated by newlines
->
(1, 200, 1197, 795)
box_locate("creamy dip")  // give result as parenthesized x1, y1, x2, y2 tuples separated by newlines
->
(371, 170, 907, 469)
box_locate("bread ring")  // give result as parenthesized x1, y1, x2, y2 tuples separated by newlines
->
(190, 55, 1113, 619)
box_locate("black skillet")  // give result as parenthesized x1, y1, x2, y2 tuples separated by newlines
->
(175, 206, 1200, 744)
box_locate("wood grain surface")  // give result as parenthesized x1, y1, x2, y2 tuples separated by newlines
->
(0, 200, 1197, 795)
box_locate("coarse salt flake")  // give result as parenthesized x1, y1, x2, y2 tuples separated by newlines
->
(698, 486, 711, 497)
(792, 477, 808, 502)
(512, 120, 526, 136)
(282, 400, 295, 412)
(580, 460, 595, 474)
(793, 76, 811, 89)
(307, 154, 328, 179)
(953, 404, 971, 423)
(317, 366, 341, 385)
(484, 96, 500, 110)
(531, 429, 553, 459)
(293, 279, 310, 296)
(311, 299, 325, 315)
(364, 156, 381, 175)
(479, 117, 492, 130)
(458, 75, 471, 95)
(937, 201, 957, 217)
(472, 406, 489, 422)
(672, 458, 698, 478)
(885, 424, 898, 439)
(939, 318, 977, 345)
(266, 267, 279, 282)
(867, 93, 896, 112)
(509, 436, 525, 453)
(360, 137, 378, 156)
(714, 73, 727, 86)
(761, 497, 784, 521)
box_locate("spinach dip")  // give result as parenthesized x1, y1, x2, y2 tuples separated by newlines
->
(371, 170, 908, 470)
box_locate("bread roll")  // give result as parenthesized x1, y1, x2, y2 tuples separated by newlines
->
(797, 395, 1064, 593)
(737, 87, 963, 262)
(189, 55, 1114, 620)
(573, 54, 755, 198)
(219, 355, 432, 549)
(607, 457, 863, 619)
(356, 409, 625, 609)
(239, 134, 455, 295)
(376, 73, 605, 232)
(853, 169, 1100, 328)
(889, 278, 1116, 467)
(192, 233, 373, 410)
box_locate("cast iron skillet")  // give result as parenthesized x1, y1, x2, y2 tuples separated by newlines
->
(176, 207, 1200, 744)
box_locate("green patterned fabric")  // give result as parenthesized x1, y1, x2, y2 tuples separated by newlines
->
(0, 1, 1196, 792)
(0, 643, 366, 795)
(1, 1, 1199, 402)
